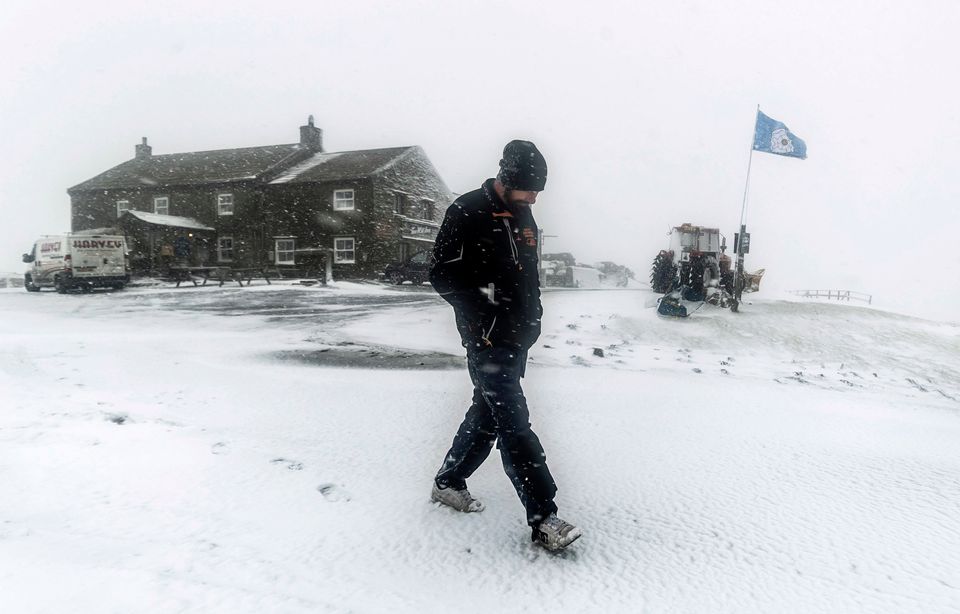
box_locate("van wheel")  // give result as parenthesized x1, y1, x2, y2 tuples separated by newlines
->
(54, 275, 68, 294)
(24, 275, 40, 292)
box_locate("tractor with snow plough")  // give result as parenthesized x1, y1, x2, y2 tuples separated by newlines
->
(650, 223, 764, 317)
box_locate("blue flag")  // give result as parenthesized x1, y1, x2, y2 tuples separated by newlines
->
(753, 111, 807, 159)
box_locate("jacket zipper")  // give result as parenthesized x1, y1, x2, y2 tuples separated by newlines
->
(482, 316, 497, 347)
(502, 218, 520, 268)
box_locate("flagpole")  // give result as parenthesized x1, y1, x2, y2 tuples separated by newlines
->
(732, 105, 760, 309)
(738, 105, 759, 231)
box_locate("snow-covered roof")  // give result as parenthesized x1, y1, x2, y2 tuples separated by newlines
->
(120, 210, 215, 231)
(73, 227, 121, 235)
(270, 152, 344, 184)
(70, 140, 428, 193)
(69, 144, 305, 191)
(268, 147, 415, 184)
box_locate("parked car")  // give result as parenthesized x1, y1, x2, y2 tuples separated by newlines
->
(382, 251, 433, 285)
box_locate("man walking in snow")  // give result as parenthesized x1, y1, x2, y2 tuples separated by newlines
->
(429, 140, 582, 551)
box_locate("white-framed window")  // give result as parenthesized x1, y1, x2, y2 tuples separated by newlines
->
(153, 196, 169, 215)
(334, 237, 355, 263)
(393, 192, 407, 215)
(116, 200, 130, 218)
(275, 239, 295, 265)
(333, 189, 355, 211)
(218, 236, 234, 262)
(217, 193, 234, 216)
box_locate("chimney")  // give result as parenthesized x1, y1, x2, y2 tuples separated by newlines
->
(299, 115, 323, 151)
(135, 137, 152, 159)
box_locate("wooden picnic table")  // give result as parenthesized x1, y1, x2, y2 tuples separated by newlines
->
(169, 266, 223, 287)
(169, 266, 275, 287)
(215, 267, 274, 287)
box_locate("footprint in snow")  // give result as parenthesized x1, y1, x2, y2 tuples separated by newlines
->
(104, 412, 129, 425)
(317, 483, 351, 502)
(211, 442, 230, 455)
(524, 541, 580, 561)
(271, 458, 304, 471)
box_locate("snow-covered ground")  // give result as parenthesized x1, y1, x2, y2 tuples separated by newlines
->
(1, 283, 958, 613)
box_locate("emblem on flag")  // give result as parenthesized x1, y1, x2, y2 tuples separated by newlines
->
(753, 111, 807, 159)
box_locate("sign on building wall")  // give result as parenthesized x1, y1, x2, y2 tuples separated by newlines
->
(403, 222, 438, 239)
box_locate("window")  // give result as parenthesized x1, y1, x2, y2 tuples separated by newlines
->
(422, 199, 436, 221)
(275, 239, 295, 265)
(153, 196, 169, 215)
(217, 193, 234, 216)
(116, 200, 130, 218)
(333, 189, 355, 211)
(393, 192, 407, 215)
(334, 237, 355, 263)
(218, 236, 234, 262)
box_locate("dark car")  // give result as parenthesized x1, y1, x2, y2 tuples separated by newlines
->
(383, 250, 434, 285)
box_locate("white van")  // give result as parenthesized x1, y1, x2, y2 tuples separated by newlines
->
(22, 234, 129, 292)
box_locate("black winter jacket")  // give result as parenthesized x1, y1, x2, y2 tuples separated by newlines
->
(430, 179, 543, 351)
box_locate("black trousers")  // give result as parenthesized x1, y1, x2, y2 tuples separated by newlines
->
(435, 346, 558, 526)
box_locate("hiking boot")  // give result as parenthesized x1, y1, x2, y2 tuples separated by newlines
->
(531, 514, 582, 551)
(431, 482, 484, 513)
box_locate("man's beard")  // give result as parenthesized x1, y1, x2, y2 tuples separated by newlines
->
(504, 190, 532, 207)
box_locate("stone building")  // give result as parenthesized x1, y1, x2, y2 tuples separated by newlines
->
(68, 118, 452, 278)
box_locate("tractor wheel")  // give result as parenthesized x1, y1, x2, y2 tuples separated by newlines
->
(24, 275, 40, 292)
(649, 251, 676, 293)
(54, 275, 68, 294)
(681, 255, 707, 301)
(685, 254, 705, 289)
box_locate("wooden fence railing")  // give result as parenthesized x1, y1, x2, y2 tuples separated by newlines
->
(787, 289, 872, 305)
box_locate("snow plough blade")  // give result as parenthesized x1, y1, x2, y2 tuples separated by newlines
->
(657, 295, 688, 318)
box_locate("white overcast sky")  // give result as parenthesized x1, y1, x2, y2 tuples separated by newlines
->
(2, 0, 958, 321)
